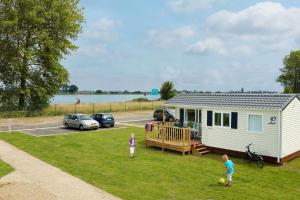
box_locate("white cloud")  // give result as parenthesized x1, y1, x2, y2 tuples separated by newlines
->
(75, 17, 120, 62)
(93, 18, 117, 31)
(207, 2, 300, 36)
(158, 62, 279, 91)
(205, 2, 300, 52)
(146, 26, 197, 48)
(77, 44, 109, 56)
(234, 45, 253, 55)
(74, 43, 119, 64)
(84, 17, 119, 42)
(169, 0, 216, 13)
(160, 66, 182, 81)
(188, 38, 225, 55)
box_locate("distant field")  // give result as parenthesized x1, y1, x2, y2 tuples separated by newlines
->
(0, 159, 14, 178)
(0, 101, 164, 118)
(0, 129, 299, 200)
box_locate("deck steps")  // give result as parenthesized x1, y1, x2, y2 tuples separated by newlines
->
(191, 143, 210, 157)
(198, 150, 210, 155)
(194, 147, 207, 151)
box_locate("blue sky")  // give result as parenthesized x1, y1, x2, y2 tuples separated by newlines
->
(62, 0, 300, 92)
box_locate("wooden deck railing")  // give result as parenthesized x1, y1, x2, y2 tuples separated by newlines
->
(145, 124, 191, 146)
(164, 122, 175, 127)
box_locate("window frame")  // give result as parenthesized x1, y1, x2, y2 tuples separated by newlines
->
(222, 113, 230, 127)
(247, 113, 263, 133)
(214, 112, 222, 127)
(186, 109, 196, 123)
(213, 111, 231, 128)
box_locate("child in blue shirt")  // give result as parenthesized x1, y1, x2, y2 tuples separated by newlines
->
(222, 154, 234, 187)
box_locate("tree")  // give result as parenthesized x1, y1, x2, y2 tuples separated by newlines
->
(160, 81, 176, 100)
(277, 50, 300, 93)
(68, 85, 78, 94)
(283, 86, 293, 94)
(0, 0, 84, 111)
(95, 90, 103, 94)
(133, 91, 142, 94)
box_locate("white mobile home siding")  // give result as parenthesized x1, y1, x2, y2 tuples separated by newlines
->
(175, 107, 180, 119)
(201, 108, 280, 157)
(281, 98, 300, 157)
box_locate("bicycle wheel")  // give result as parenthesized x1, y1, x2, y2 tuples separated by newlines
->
(256, 160, 264, 168)
(243, 154, 251, 163)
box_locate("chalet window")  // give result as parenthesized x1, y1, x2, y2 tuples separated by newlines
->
(207, 111, 213, 126)
(214, 113, 222, 126)
(187, 109, 196, 122)
(248, 114, 263, 132)
(231, 112, 238, 129)
(214, 112, 230, 127)
(223, 113, 230, 127)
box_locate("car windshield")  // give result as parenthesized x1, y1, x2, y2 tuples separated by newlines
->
(103, 114, 113, 119)
(78, 115, 92, 120)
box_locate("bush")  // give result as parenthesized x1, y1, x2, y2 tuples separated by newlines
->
(131, 98, 150, 102)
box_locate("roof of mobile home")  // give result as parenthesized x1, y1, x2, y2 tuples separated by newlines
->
(164, 93, 300, 110)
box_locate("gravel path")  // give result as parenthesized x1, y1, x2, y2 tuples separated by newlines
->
(0, 140, 120, 200)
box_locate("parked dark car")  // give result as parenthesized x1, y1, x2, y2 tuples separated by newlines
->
(153, 109, 175, 121)
(90, 113, 115, 128)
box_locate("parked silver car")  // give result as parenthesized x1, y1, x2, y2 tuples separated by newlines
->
(63, 114, 99, 130)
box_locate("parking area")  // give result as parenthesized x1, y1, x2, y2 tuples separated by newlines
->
(0, 123, 127, 136)
(26, 124, 127, 136)
(0, 115, 152, 136)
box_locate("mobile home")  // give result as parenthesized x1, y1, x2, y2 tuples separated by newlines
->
(164, 93, 300, 164)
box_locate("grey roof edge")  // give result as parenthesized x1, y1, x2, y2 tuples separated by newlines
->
(168, 92, 297, 96)
(164, 93, 300, 111)
(281, 94, 300, 111)
(163, 103, 282, 111)
(164, 92, 186, 104)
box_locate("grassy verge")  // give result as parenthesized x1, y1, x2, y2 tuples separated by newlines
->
(0, 159, 14, 178)
(0, 130, 299, 200)
(0, 101, 164, 118)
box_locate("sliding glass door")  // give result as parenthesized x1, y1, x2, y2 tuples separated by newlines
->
(182, 108, 202, 140)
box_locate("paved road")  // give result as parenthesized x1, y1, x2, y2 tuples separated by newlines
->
(0, 115, 152, 136)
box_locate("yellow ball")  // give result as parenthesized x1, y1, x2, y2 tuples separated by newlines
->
(219, 178, 225, 184)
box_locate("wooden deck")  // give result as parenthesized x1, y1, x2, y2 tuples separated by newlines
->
(145, 123, 192, 155)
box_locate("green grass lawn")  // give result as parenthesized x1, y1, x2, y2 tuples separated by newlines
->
(0, 159, 14, 178)
(0, 128, 299, 200)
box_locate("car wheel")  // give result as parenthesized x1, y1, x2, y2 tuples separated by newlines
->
(65, 123, 69, 129)
(155, 116, 159, 121)
(99, 123, 103, 128)
(110, 124, 114, 128)
(169, 117, 175, 122)
(79, 124, 84, 131)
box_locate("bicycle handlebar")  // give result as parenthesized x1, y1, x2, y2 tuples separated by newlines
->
(245, 143, 253, 148)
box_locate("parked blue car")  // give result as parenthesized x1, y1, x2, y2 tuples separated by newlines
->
(90, 113, 115, 128)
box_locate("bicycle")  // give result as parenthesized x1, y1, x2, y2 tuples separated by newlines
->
(243, 143, 264, 168)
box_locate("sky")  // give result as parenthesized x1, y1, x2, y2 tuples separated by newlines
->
(62, 0, 300, 92)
